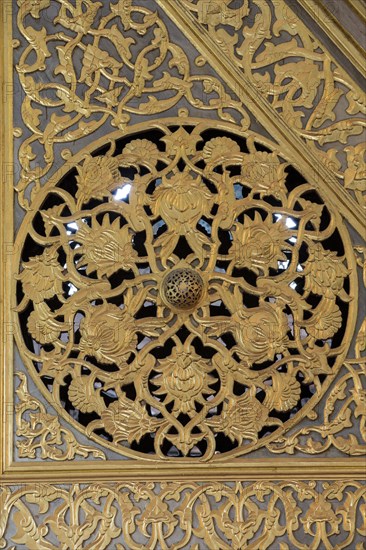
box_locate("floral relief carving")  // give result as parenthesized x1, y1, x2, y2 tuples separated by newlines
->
(0, 481, 365, 549)
(14, 119, 356, 461)
(179, 0, 366, 208)
(14, 0, 250, 209)
(15, 373, 106, 460)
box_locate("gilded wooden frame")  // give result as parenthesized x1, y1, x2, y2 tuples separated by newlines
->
(0, 0, 365, 547)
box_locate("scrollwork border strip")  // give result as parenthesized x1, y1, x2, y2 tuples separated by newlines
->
(1, 480, 365, 550)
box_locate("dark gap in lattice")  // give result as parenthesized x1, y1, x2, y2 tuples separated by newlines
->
(232, 266, 257, 286)
(262, 195, 282, 207)
(176, 158, 186, 171)
(232, 381, 248, 396)
(173, 236, 193, 259)
(217, 228, 233, 255)
(121, 382, 136, 401)
(196, 216, 212, 237)
(217, 332, 236, 350)
(135, 301, 157, 319)
(210, 203, 219, 216)
(192, 338, 217, 359)
(40, 375, 54, 392)
(241, 292, 259, 308)
(202, 176, 218, 194)
(132, 230, 147, 256)
(213, 433, 237, 452)
(131, 433, 156, 454)
(150, 337, 175, 359)
(175, 326, 190, 344)
(83, 355, 120, 372)
(209, 300, 231, 317)
(284, 165, 307, 192)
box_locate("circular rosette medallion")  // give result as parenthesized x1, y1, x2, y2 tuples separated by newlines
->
(14, 119, 356, 460)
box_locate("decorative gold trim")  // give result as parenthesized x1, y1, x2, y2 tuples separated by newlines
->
(3, 458, 366, 484)
(0, 0, 15, 477)
(347, 0, 366, 26)
(15, 373, 106, 461)
(1, 481, 365, 549)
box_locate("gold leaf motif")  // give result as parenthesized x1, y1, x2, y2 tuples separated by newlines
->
(265, 373, 301, 412)
(15, 373, 106, 461)
(122, 139, 161, 164)
(233, 303, 289, 365)
(344, 144, 366, 191)
(305, 299, 342, 340)
(80, 44, 122, 85)
(17, 0, 51, 19)
(68, 376, 105, 415)
(79, 303, 137, 365)
(101, 397, 161, 444)
(232, 213, 292, 275)
(17, 246, 64, 304)
(75, 216, 138, 277)
(151, 172, 213, 228)
(27, 303, 64, 344)
(303, 244, 349, 297)
(208, 393, 269, 445)
(154, 346, 216, 416)
(203, 136, 241, 162)
(241, 151, 287, 198)
(75, 155, 121, 205)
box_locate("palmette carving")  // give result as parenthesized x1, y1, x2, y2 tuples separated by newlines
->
(14, 119, 356, 460)
(180, 0, 366, 208)
(268, 360, 366, 455)
(14, 0, 249, 209)
(0, 481, 365, 549)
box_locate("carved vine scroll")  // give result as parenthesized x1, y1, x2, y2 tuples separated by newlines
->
(178, 0, 366, 209)
(14, 0, 250, 209)
(1, 481, 365, 549)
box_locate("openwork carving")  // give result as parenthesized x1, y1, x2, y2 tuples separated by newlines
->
(15, 372, 106, 461)
(14, 0, 249, 209)
(14, 119, 356, 460)
(179, 0, 366, 208)
(1, 481, 365, 549)
(268, 359, 366, 455)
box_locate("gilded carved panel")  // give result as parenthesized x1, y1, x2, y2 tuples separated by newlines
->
(12, 0, 252, 210)
(178, 0, 366, 209)
(1, 0, 365, 547)
(12, 119, 359, 461)
(1, 481, 366, 549)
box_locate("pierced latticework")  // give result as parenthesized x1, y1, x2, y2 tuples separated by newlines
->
(14, 120, 356, 460)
